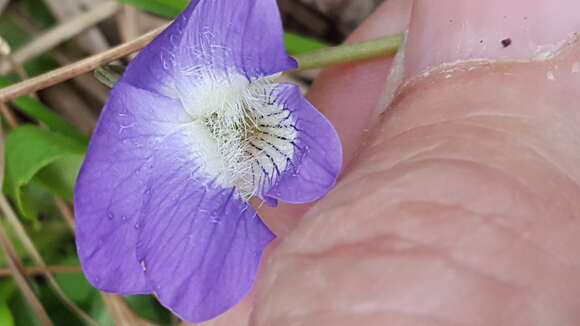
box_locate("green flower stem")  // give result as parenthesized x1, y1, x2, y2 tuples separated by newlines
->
(95, 34, 402, 87)
(292, 34, 402, 71)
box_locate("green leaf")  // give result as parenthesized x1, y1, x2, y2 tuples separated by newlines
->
(125, 295, 172, 324)
(117, 0, 187, 18)
(0, 16, 59, 77)
(4, 126, 86, 220)
(0, 300, 14, 326)
(284, 32, 328, 55)
(8, 292, 42, 326)
(10, 96, 88, 145)
(0, 77, 88, 145)
(89, 297, 115, 326)
(53, 257, 94, 303)
(0, 281, 16, 326)
(35, 154, 83, 202)
(19, 0, 57, 29)
(0, 16, 32, 50)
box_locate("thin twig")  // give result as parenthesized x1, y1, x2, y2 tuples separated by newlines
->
(118, 4, 140, 43)
(9, 9, 109, 104)
(53, 197, 76, 230)
(44, 0, 111, 54)
(100, 293, 155, 326)
(48, 50, 110, 104)
(43, 84, 97, 136)
(0, 1, 121, 74)
(0, 195, 98, 326)
(0, 223, 53, 326)
(0, 102, 19, 129)
(0, 265, 82, 277)
(0, 23, 169, 102)
(4, 54, 28, 80)
(0, 0, 8, 15)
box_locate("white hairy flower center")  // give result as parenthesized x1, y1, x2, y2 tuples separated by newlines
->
(182, 73, 297, 199)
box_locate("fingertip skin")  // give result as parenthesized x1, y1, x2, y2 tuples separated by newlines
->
(405, 0, 580, 79)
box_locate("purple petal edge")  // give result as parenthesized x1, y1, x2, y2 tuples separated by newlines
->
(75, 82, 190, 294)
(123, 0, 296, 98)
(135, 133, 274, 322)
(261, 83, 343, 204)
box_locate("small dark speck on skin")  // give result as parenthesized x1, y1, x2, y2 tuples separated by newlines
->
(501, 38, 512, 48)
(480, 40, 484, 44)
(449, 19, 453, 23)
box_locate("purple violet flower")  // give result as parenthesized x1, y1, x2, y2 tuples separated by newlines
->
(74, 0, 341, 322)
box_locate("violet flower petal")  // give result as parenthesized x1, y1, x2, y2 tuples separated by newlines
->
(75, 82, 192, 294)
(123, 0, 296, 99)
(76, 81, 275, 321)
(76, 0, 343, 322)
(135, 140, 273, 322)
(260, 84, 343, 204)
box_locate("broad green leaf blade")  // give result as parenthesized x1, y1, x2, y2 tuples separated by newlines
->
(10, 96, 89, 145)
(117, 0, 187, 18)
(53, 257, 94, 303)
(4, 126, 85, 220)
(0, 281, 16, 326)
(19, 0, 57, 29)
(0, 77, 88, 145)
(35, 154, 83, 202)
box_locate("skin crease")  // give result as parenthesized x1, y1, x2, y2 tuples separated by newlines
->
(190, 0, 580, 325)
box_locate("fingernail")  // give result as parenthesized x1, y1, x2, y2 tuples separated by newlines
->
(404, 0, 580, 79)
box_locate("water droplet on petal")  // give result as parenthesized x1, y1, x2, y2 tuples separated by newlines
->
(121, 216, 128, 222)
(107, 211, 114, 220)
(134, 223, 141, 229)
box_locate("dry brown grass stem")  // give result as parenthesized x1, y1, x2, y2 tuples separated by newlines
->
(0, 265, 82, 276)
(53, 197, 76, 230)
(0, 102, 19, 128)
(0, 195, 98, 325)
(118, 4, 141, 43)
(0, 221, 53, 326)
(44, 0, 111, 54)
(0, 1, 122, 74)
(49, 51, 110, 104)
(100, 293, 156, 326)
(0, 23, 169, 103)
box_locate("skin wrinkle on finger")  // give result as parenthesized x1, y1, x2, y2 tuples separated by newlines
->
(279, 199, 566, 291)
(260, 197, 580, 325)
(264, 310, 473, 326)
(362, 119, 580, 213)
(289, 157, 557, 268)
(253, 42, 580, 325)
